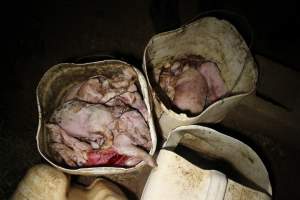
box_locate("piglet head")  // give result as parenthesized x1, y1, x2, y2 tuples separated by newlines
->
(173, 67, 208, 114)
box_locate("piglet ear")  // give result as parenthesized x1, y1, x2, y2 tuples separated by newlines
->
(198, 62, 228, 104)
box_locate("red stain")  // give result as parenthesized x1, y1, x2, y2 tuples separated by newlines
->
(85, 148, 129, 167)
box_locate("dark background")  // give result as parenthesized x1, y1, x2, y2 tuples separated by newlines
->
(1, 0, 300, 199)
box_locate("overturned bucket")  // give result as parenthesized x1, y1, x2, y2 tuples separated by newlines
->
(36, 60, 157, 176)
(143, 17, 257, 137)
(141, 125, 272, 200)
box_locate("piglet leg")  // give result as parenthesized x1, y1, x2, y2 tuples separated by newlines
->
(50, 143, 79, 167)
(46, 123, 91, 166)
(113, 134, 157, 167)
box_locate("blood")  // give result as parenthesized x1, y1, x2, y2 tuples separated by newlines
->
(85, 148, 129, 167)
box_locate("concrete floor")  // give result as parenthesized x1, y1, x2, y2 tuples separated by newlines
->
(1, 0, 300, 199)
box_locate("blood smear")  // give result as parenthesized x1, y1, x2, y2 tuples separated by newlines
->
(86, 148, 129, 167)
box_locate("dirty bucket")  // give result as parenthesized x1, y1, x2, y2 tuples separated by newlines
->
(141, 125, 272, 199)
(36, 60, 157, 176)
(143, 17, 257, 137)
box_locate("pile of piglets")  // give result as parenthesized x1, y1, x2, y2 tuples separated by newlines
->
(46, 67, 156, 168)
(155, 55, 228, 115)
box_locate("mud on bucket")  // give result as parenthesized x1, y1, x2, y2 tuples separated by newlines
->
(141, 125, 272, 200)
(143, 17, 257, 137)
(36, 60, 157, 176)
